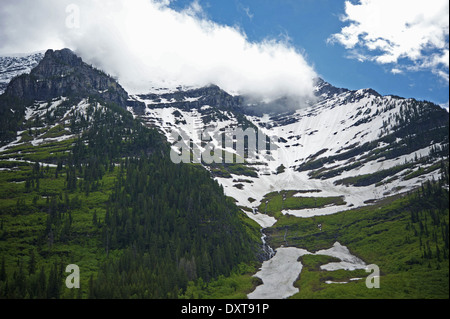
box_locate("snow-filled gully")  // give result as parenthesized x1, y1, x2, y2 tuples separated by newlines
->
(247, 242, 367, 299)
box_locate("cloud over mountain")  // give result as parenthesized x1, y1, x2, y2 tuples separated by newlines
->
(0, 0, 317, 105)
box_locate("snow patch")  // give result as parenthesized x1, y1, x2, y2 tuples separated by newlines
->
(248, 242, 368, 299)
(248, 247, 309, 299)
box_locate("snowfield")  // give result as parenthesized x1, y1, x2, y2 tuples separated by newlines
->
(247, 247, 310, 299)
(315, 242, 367, 271)
(132, 86, 444, 226)
(0, 52, 44, 95)
(248, 242, 369, 299)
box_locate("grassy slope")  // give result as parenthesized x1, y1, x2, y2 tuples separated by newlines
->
(262, 189, 449, 299)
(0, 140, 264, 299)
(0, 149, 119, 298)
(1, 137, 448, 299)
(257, 190, 345, 219)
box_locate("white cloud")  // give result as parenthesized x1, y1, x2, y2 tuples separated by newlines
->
(0, 0, 317, 105)
(329, 0, 449, 81)
(391, 68, 403, 75)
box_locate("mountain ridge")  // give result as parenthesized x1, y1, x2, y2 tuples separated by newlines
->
(0, 48, 263, 299)
(3, 49, 129, 108)
(0, 49, 447, 117)
(0, 48, 448, 243)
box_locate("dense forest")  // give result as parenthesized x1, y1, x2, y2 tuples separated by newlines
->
(89, 156, 258, 298)
(0, 98, 260, 299)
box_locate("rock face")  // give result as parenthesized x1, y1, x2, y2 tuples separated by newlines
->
(0, 48, 135, 144)
(314, 77, 350, 100)
(133, 84, 243, 115)
(4, 49, 129, 108)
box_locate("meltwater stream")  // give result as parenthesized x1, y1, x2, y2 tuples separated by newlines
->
(261, 230, 275, 259)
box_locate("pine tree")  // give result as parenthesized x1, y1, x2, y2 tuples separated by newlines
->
(28, 250, 36, 275)
(0, 257, 6, 282)
(47, 262, 60, 299)
(37, 266, 47, 298)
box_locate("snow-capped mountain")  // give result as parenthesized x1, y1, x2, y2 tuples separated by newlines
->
(127, 79, 449, 228)
(0, 49, 131, 145)
(0, 49, 448, 230)
(0, 52, 44, 95)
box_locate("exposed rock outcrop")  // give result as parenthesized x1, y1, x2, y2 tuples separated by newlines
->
(4, 48, 129, 108)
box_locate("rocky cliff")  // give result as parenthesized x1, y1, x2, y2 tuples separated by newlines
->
(0, 49, 133, 143)
(3, 49, 129, 108)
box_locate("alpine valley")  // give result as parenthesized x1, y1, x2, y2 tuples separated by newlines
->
(0, 49, 448, 299)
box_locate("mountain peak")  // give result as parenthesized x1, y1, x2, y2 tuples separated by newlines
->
(44, 48, 79, 61)
(39, 48, 82, 68)
(3, 48, 129, 108)
(313, 77, 349, 100)
(354, 88, 381, 97)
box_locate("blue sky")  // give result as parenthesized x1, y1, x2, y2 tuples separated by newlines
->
(170, 0, 449, 106)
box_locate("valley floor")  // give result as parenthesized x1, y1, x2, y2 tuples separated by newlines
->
(244, 183, 449, 299)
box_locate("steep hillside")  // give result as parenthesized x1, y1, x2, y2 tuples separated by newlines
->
(0, 49, 261, 299)
(129, 81, 449, 229)
(0, 49, 132, 144)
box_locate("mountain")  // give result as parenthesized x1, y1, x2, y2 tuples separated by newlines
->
(0, 49, 135, 145)
(128, 78, 449, 223)
(0, 49, 261, 299)
(0, 52, 44, 96)
(0, 49, 448, 300)
(127, 76, 449, 300)
(128, 75, 449, 299)
(4, 49, 128, 107)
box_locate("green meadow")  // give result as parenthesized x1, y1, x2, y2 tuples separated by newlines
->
(260, 181, 449, 299)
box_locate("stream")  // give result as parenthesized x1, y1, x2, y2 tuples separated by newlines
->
(260, 230, 275, 259)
